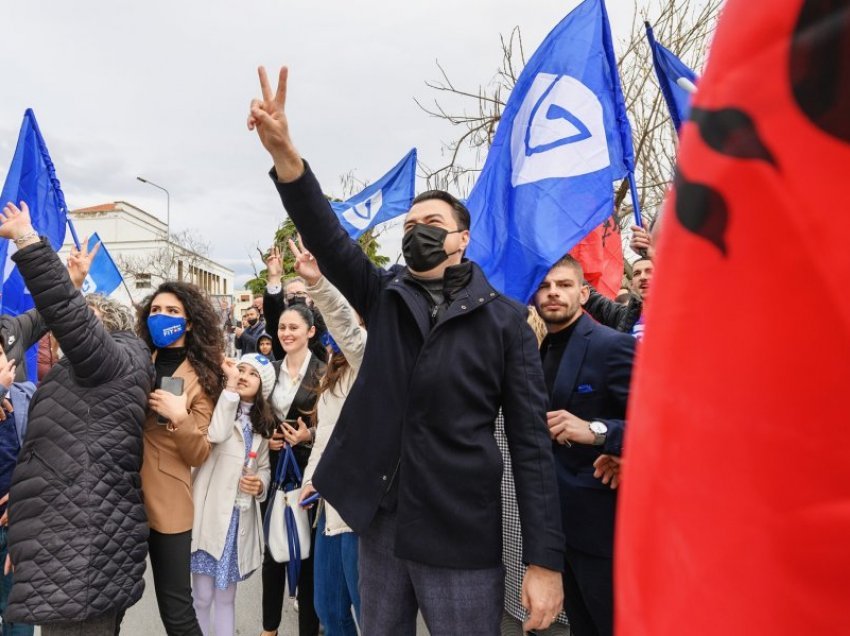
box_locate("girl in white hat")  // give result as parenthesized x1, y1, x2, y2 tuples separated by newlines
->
(189, 354, 276, 636)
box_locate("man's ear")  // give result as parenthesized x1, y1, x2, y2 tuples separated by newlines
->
(459, 229, 471, 250)
(579, 284, 590, 306)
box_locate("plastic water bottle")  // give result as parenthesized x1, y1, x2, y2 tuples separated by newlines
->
(236, 451, 259, 511)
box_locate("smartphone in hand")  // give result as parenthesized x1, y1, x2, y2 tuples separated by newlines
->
(157, 376, 185, 424)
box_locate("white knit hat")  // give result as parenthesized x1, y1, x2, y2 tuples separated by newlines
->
(239, 353, 276, 400)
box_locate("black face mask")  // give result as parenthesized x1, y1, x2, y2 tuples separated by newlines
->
(247, 317, 259, 326)
(402, 224, 462, 273)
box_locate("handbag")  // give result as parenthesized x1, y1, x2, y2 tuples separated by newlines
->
(263, 444, 311, 591)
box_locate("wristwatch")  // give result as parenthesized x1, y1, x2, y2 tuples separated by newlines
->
(589, 421, 608, 446)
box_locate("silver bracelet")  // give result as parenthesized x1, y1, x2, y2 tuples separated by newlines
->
(13, 231, 39, 246)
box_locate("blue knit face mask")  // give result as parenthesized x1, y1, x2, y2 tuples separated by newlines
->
(147, 314, 187, 348)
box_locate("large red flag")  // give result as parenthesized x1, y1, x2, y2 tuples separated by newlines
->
(570, 212, 624, 299)
(617, 1, 850, 635)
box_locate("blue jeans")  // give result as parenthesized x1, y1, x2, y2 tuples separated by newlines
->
(314, 512, 360, 636)
(0, 526, 34, 636)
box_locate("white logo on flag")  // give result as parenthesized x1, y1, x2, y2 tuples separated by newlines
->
(510, 73, 610, 186)
(82, 274, 96, 295)
(341, 190, 383, 231)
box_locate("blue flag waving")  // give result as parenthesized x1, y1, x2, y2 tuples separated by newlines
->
(645, 22, 698, 132)
(331, 149, 416, 238)
(82, 233, 123, 296)
(465, 0, 635, 302)
(0, 109, 68, 382)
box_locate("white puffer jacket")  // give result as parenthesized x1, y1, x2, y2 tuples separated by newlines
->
(303, 276, 366, 536)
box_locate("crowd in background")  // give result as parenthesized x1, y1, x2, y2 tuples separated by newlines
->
(0, 66, 657, 636)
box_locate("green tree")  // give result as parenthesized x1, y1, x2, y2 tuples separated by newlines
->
(244, 215, 389, 295)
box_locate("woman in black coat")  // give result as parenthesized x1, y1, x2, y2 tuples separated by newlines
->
(0, 202, 153, 635)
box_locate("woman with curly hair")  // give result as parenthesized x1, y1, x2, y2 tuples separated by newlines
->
(128, 281, 225, 636)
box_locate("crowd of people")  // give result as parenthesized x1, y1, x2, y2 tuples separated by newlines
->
(0, 65, 656, 636)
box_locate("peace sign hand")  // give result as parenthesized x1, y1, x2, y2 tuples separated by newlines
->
(288, 238, 322, 286)
(67, 236, 102, 290)
(264, 244, 283, 286)
(248, 66, 303, 182)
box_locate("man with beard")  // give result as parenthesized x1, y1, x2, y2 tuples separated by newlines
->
(584, 225, 654, 337)
(534, 255, 635, 636)
(234, 305, 266, 354)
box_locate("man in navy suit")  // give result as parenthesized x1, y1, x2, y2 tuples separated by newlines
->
(534, 255, 636, 636)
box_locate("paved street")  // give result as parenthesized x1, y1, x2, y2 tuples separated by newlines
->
(106, 557, 429, 635)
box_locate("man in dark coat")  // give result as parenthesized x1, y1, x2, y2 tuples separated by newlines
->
(534, 255, 635, 636)
(234, 305, 266, 353)
(248, 66, 564, 635)
(0, 310, 46, 383)
(0, 202, 153, 634)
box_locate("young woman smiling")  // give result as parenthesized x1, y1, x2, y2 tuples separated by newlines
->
(130, 282, 225, 636)
(261, 303, 325, 636)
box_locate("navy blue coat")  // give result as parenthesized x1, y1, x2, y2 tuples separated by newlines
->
(548, 313, 635, 558)
(271, 164, 564, 571)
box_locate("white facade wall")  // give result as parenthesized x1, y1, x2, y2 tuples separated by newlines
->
(58, 201, 234, 309)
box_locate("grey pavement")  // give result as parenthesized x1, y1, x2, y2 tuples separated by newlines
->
(107, 557, 429, 635)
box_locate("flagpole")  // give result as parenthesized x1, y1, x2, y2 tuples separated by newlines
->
(66, 217, 82, 250)
(627, 171, 643, 228)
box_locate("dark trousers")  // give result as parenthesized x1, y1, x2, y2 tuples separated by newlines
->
(144, 530, 202, 636)
(561, 545, 612, 636)
(359, 510, 503, 636)
(260, 505, 319, 635)
(0, 527, 34, 636)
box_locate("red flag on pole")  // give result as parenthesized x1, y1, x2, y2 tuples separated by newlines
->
(616, 1, 850, 634)
(570, 213, 624, 299)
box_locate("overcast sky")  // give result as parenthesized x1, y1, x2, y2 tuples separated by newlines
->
(1, 0, 651, 287)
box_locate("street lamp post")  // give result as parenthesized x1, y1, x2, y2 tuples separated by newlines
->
(136, 176, 170, 239)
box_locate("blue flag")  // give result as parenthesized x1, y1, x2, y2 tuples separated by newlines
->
(465, 0, 635, 303)
(645, 22, 698, 132)
(331, 149, 417, 238)
(81, 232, 123, 296)
(0, 109, 68, 382)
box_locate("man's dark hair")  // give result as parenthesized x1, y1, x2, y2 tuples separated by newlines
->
(550, 253, 584, 281)
(411, 190, 471, 231)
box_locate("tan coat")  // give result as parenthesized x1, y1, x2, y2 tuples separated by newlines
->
(141, 359, 215, 534)
(191, 391, 271, 577)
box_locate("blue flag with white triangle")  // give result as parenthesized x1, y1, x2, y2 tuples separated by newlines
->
(645, 22, 699, 133)
(465, 0, 635, 302)
(0, 109, 68, 383)
(330, 149, 417, 238)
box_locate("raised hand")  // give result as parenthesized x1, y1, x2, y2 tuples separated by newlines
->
(0, 201, 36, 241)
(630, 224, 655, 259)
(264, 245, 283, 286)
(288, 238, 322, 286)
(67, 236, 102, 290)
(0, 357, 16, 390)
(248, 66, 303, 182)
(221, 358, 240, 389)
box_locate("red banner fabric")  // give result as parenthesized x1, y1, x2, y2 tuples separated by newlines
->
(570, 213, 624, 299)
(616, 1, 850, 634)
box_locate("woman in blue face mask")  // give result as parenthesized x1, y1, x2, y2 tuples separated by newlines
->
(119, 282, 225, 636)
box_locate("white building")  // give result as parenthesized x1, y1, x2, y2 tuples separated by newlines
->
(59, 201, 234, 309)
